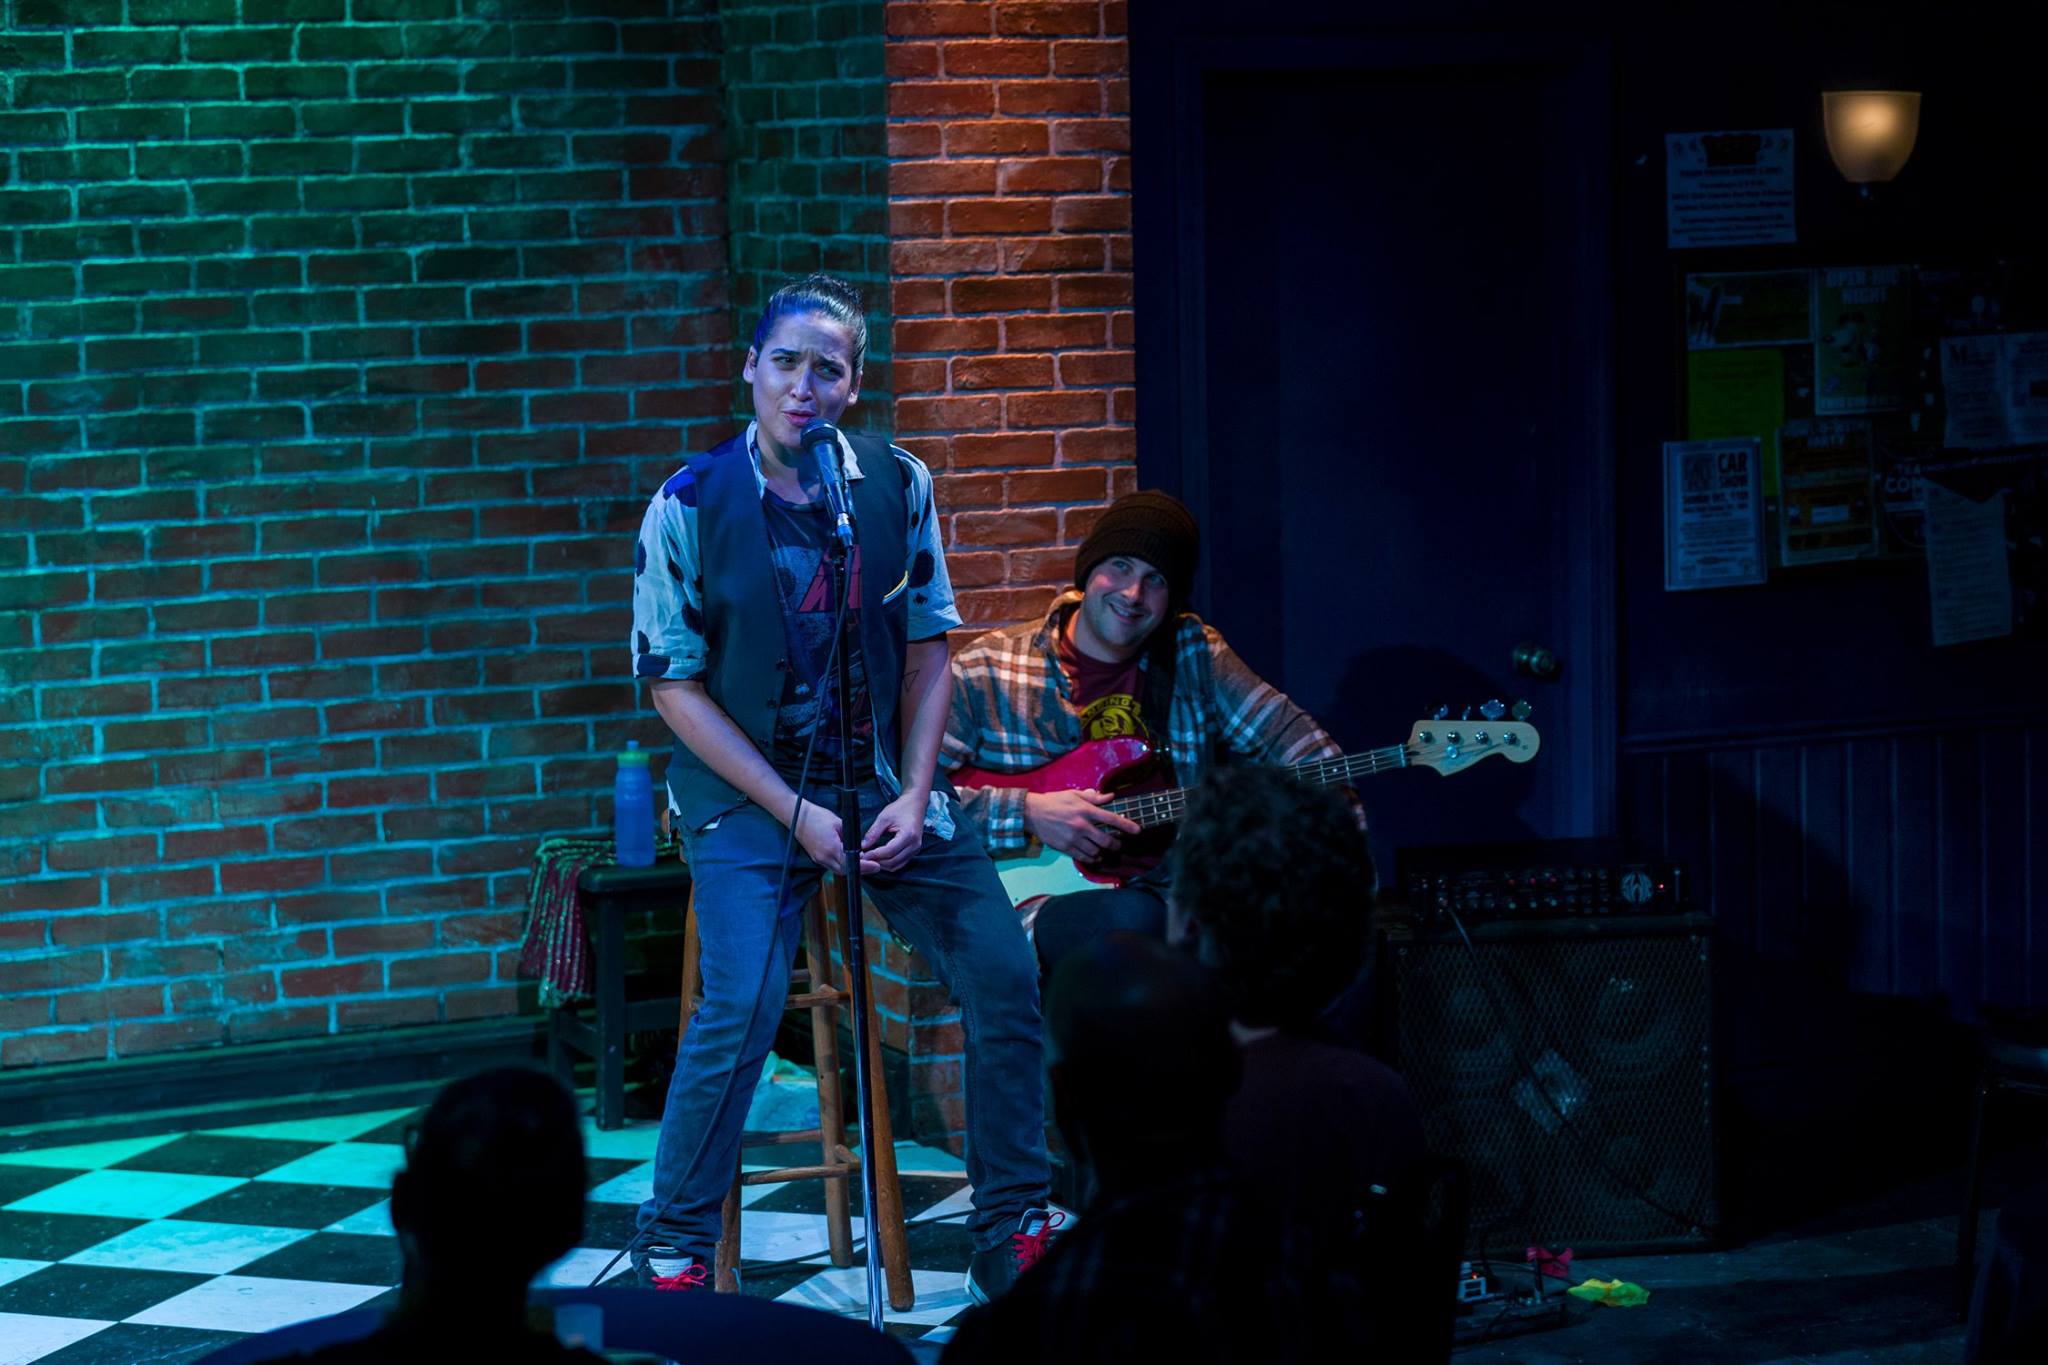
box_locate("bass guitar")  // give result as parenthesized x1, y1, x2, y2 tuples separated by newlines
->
(952, 717, 1540, 902)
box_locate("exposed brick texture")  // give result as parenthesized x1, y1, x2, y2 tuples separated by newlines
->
(717, 0, 894, 431)
(1, 0, 730, 1067)
(884, 0, 1134, 632)
(1, 0, 1137, 1161)
(869, 0, 1133, 1150)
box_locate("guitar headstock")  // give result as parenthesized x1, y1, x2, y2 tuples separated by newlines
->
(1405, 718, 1540, 775)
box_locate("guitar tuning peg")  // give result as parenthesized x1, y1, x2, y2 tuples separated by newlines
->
(1510, 699, 1533, 720)
(1460, 705, 1473, 721)
(1432, 703, 1450, 721)
(1479, 698, 1506, 720)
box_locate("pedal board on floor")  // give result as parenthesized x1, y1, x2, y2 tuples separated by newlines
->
(1452, 1285, 1571, 1345)
(1457, 1260, 1501, 1303)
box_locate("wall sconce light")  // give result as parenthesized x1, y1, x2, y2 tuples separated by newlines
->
(1822, 90, 1921, 193)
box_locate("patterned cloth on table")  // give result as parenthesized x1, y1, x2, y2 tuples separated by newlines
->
(518, 832, 681, 1008)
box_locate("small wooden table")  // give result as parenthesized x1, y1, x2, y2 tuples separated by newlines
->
(545, 858, 693, 1130)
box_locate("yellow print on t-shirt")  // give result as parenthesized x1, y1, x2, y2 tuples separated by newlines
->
(1079, 691, 1143, 739)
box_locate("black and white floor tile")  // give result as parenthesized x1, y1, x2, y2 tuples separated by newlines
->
(0, 1082, 1011, 1364)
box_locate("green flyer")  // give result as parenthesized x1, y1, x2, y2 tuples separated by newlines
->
(1688, 347, 1787, 495)
(1685, 270, 1812, 349)
(1814, 266, 1911, 414)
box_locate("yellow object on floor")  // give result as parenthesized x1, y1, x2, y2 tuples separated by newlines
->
(1568, 1277, 1651, 1307)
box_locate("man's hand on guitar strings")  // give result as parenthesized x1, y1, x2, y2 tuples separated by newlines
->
(1023, 788, 1142, 861)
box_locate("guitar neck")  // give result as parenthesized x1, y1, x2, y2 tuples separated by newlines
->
(1105, 744, 1407, 830)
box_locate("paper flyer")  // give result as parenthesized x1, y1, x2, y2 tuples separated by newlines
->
(1873, 423, 1930, 557)
(1914, 264, 2007, 337)
(1924, 482, 2013, 646)
(1685, 271, 1812, 349)
(1663, 440, 1767, 590)
(1777, 418, 1877, 564)
(1941, 335, 2007, 449)
(2003, 332, 2048, 444)
(1687, 348, 1787, 495)
(1666, 130, 1796, 249)
(1784, 342, 1816, 416)
(1814, 266, 1911, 413)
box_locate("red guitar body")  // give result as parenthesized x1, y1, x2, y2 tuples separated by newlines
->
(951, 737, 1164, 889)
(953, 719, 1540, 900)
(951, 737, 1155, 796)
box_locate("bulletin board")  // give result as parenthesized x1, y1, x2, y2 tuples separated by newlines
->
(1674, 260, 2048, 640)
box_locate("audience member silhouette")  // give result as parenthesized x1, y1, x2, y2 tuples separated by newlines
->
(941, 932, 1317, 1363)
(1168, 765, 1426, 1216)
(256, 1067, 601, 1364)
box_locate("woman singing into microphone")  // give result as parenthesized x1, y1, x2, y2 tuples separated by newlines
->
(626, 274, 1053, 1301)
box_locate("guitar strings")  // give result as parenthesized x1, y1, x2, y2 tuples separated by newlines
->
(1104, 744, 1413, 828)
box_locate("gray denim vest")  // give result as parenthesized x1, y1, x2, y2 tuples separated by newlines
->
(666, 431, 911, 831)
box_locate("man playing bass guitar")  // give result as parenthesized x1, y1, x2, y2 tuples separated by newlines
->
(940, 490, 1359, 978)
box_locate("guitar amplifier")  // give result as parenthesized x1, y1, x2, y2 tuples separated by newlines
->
(1378, 910, 1719, 1256)
(1399, 838, 1685, 924)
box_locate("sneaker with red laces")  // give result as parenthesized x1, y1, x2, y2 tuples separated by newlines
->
(635, 1245, 713, 1291)
(965, 1207, 1062, 1304)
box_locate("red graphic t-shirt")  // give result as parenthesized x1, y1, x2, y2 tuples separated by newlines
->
(1054, 630, 1174, 883)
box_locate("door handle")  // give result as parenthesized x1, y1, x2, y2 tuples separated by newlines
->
(1512, 642, 1560, 681)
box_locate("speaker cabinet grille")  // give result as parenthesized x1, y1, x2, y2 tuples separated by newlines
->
(1384, 914, 1717, 1255)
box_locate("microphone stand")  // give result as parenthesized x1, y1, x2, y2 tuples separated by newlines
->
(818, 440, 887, 1334)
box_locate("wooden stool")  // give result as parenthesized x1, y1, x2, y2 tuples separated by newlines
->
(679, 876, 914, 1310)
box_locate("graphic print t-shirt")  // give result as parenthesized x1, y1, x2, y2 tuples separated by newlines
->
(764, 487, 873, 784)
(1055, 627, 1173, 882)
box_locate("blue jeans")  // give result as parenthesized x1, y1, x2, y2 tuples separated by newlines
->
(1029, 867, 1173, 983)
(637, 784, 1048, 1258)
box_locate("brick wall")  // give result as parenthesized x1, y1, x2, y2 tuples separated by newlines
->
(885, 0, 1134, 634)
(716, 0, 894, 431)
(868, 0, 1134, 1147)
(0, 0, 731, 1067)
(0, 0, 1139, 1157)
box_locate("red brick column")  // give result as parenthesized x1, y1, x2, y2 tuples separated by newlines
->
(885, 0, 1135, 630)
(874, 0, 1133, 1150)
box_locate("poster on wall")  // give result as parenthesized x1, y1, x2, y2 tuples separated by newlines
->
(1663, 439, 1767, 590)
(2010, 469, 2048, 637)
(1814, 266, 1911, 413)
(1685, 271, 1812, 348)
(1687, 348, 1787, 495)
(1941, 335, 2008, 449)
(1777, 418, 1877, 564)
(2003, 332, 2048, 444)
(1665, 130, 1796, 249)
(1915, 263, 2009, 337)
(1874, 422, 1931, 556)
(1924, 482, 2013, 645)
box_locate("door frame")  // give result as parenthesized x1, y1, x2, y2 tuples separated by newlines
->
(1130, 21, 1619, 837)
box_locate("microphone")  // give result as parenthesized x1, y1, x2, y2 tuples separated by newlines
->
(799, 419, 855, 547)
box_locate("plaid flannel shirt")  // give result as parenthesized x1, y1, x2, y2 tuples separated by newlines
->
(941, 591, 1346, 855)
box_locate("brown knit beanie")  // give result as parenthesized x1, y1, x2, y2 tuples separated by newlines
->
(1072, 490, 1200, 607)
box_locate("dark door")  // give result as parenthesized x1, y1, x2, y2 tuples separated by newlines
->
(1142, 38, 1615, 865)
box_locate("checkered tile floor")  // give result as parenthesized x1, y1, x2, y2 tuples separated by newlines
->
(0, 1092, 999, 1363)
